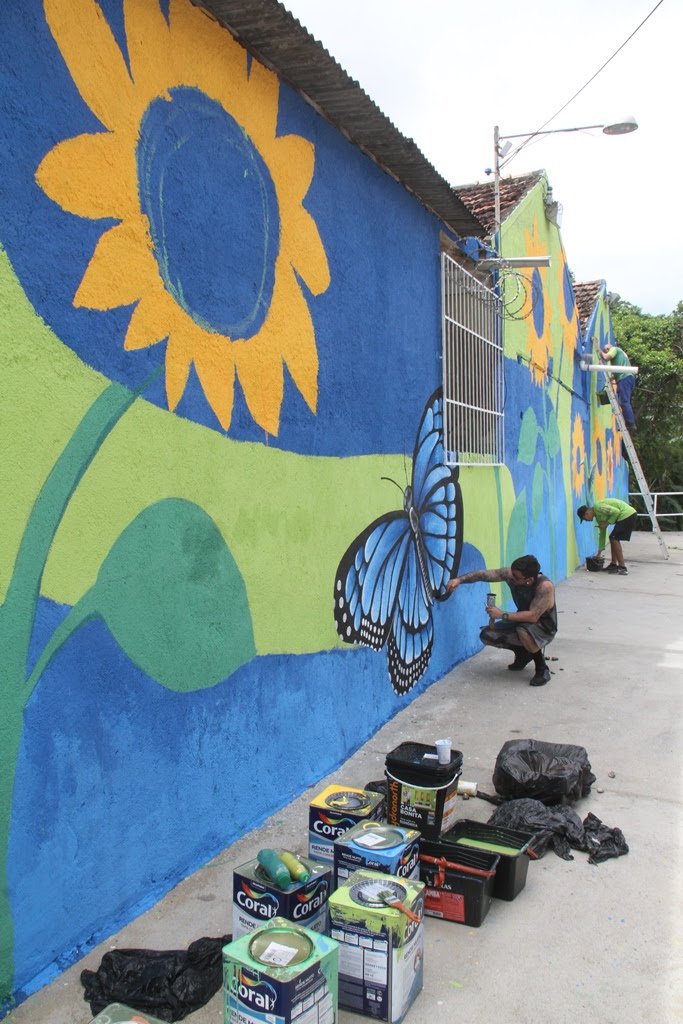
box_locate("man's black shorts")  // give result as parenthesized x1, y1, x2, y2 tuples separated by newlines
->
(611, 511, 638, 542)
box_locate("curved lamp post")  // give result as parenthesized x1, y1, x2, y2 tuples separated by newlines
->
(492, 116, 638, 238)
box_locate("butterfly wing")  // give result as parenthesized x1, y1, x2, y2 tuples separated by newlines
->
(334, 512, 412, 652)
(389, 390, 463, 693)
(411, 389, 463, 600)
(333, 388, 463, 697)
(388, 538, 434, 693)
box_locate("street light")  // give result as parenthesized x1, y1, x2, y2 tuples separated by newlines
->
(492, 116, 638, 238)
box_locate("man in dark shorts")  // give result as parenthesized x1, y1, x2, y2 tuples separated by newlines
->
(577, 498, 638, 575)
(447, 554, 557, 687)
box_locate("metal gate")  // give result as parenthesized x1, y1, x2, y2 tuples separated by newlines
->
(441, 252, 504, 466)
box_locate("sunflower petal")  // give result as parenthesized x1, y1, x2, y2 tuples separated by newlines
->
(124, 0, 172, 103)
(36, 133, 137, 220)
(243, 59, 280, 149)
(270, 260, 318, 413)
(282, 206, 330, 297)
(268, 135, 314, 202)
(74, 220, 154, 309)
(168, 0, 249, 117)
(193, 334, 236, 429)
(44, 0, 133, 130)
(234, 334, 284, 436)
(124, 290, 177, 350)
(164, 332, 193, 410)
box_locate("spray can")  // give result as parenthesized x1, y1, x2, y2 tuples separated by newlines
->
(486, 592, 496, 627)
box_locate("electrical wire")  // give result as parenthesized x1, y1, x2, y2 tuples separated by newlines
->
(501, 0, 665, 171)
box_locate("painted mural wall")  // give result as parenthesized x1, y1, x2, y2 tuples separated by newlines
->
(0, 0, 627, 1011)
(492, 183, 629, 576)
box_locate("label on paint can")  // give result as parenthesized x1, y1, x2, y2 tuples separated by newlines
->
(248, 926, 313, 967)
(353, 827, 406, 850)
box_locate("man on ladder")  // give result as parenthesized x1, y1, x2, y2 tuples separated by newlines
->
(601, 342, 636, 431)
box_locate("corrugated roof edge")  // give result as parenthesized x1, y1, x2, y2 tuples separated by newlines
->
(195, 0, 486, 238)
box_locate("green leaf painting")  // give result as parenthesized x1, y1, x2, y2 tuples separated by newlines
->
(531, 463, 545, 525)
(29, 500, 255, 692)
(517, 407, 539, 464)
(505, 488, 528, 566)
(545, 406, 561, 458)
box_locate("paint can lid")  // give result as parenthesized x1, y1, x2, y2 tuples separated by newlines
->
(248, 926, 313, 967)
(352, 825, 406, 850)
(350, 878, 407, 908)
(325, 790, 371, 811)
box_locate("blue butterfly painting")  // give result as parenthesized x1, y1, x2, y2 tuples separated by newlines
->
(333, 389, 463, 694)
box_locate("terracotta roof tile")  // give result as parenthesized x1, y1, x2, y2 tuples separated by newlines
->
(574, 280, 604, 329)
(455, 172, 545, 236)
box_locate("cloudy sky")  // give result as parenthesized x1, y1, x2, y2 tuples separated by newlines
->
(281, 0, 679, 315)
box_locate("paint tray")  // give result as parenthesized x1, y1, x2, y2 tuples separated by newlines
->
(440, 820, 535, 901)
(419, 839, 499, 926)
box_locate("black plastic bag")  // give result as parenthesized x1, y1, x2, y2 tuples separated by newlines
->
(488, 798, 586, 859)
(492, 739, 596, 804)
(583, 811, 629, 864)
(81, 934, 230, 1022)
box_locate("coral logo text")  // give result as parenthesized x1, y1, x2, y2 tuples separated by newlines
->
(231, 969, 277, 1012)
(293, 881, 329, 919)
(313, 814, 355, 838)
(236, 883, 279, 918)
(397, 843, 419, 878)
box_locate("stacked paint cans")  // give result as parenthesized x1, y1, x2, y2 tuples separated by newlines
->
(223, 917, 339, 1024)
(232, 851, 331, 938)
(333, 821, 420, 888)
(329, 869, 424, 1024)
(308, 785, 385, 864)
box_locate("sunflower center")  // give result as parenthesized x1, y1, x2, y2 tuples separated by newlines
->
(137, 87, 280, 338)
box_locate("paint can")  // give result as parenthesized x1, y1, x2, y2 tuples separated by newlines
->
(232, 853, 331, 939)
(384, 742, 463, 839)
(308, 784, 385, 864)
(333, 821, 420, 888)
(223, 917, 339, 1024)
(329, 869, 424, 1023)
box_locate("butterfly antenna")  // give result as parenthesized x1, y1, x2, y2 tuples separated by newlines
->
(380, 476, 404, 497)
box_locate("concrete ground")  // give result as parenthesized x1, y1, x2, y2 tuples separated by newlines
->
(6, 533, 683, 1024)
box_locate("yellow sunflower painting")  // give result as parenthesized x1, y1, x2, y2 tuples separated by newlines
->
(571, 413, 586, 497)
(591, 414, 608, 500)
(36, 0, 330, 435)
(606, 435, 615, 492)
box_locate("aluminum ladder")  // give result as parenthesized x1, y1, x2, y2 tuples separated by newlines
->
(582, 357, 669, 559)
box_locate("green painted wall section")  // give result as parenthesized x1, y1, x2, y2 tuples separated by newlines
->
(0, 244, 407, 657)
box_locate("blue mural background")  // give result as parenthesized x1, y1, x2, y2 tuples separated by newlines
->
(0, 0, 440, 456)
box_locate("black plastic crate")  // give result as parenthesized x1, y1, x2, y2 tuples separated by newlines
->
(419, 838, 499, 926)
(440, 820, 535, 901)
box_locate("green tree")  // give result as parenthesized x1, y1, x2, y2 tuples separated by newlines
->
(611, 300, 683, 529)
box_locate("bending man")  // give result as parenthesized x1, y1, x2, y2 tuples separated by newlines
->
(576, 498, 638, 575)
(446, 554, 557, 687)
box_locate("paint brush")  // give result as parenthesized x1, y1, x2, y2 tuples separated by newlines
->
(377, 889, 421, 923)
